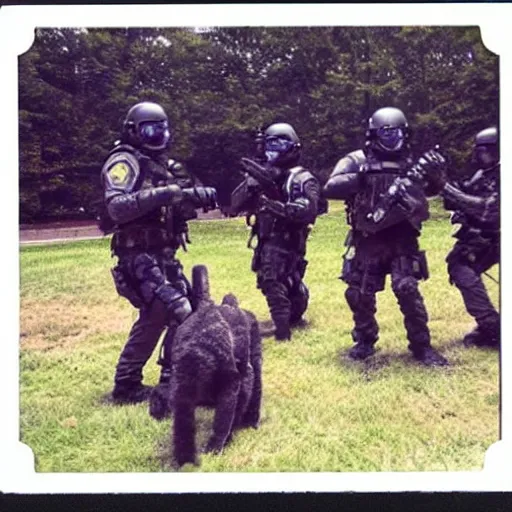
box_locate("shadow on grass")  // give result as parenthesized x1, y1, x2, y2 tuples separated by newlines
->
(153, 411, 216, 472)
(337, 346, 458, 382)
(259, 318, 314, 339)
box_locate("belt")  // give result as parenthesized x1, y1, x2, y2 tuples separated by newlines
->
(113, 228, 171, 252)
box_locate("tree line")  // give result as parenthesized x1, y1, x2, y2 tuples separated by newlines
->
(18, 26, 499, 223)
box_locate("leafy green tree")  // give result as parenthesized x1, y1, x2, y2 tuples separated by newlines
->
(18, 26, 499, 223)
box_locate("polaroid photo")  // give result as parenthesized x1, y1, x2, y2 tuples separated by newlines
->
(1, 2, 511, 494)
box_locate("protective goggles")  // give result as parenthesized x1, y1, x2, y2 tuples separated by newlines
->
(139, 120, 170, 147)
(264, 136, 295, 154)
(473, 145, 496, 168)
(376, 126, 405, 151)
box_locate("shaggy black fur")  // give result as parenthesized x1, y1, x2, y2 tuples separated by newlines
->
(155, 264, 263, 468)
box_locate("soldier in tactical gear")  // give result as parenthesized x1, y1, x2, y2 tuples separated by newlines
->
(100, 101, 218, 404)
(229, 123, 321, 341)
(323, 107, 449, 366)
(440, 126, 500, 349)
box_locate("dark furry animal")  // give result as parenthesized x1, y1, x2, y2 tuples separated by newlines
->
(157, 264, 262, 467)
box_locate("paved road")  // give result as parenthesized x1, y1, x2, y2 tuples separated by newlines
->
(19, 210, 230, 245)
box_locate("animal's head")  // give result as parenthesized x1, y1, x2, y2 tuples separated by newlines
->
(221, 293, 239, 308)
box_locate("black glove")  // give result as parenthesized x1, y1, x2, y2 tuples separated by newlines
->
(182, 186, 218, 211)
(410, 148, 447, 195)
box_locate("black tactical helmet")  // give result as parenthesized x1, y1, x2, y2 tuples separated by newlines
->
(366, 107, 410, 156)
(473, 126, 499, 170)
(122, 101, 171, 152)
(263, 122, 302, 168)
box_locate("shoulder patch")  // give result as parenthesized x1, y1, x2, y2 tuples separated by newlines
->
(102, 151, 140, 191)
(109, 162, 130, 185)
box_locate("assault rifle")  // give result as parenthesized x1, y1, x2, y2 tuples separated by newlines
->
(369, 146, 447, 224)
(149, 160, 216, 251)
(228, 157, 282, 217)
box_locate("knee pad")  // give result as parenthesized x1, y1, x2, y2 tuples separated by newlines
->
(447, 261, 478, 288)
(290, 282, 309, 321)
(260, 279, 284, 297)
(169, 296, 193, 323)
(139, 280, 159, 303)
(133, 253, 159, 280)
(393, 276, 418, 296)
(345, 286, 361, 309)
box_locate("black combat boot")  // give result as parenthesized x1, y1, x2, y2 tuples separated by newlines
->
(149, 367, 173, 420)
(462, 327, 484, 347)
(348, 342, 376, 360)
(111, 382, 153, 405)
(412, 346, 449, 367)
(464, 325, 500, 349)
(274, 323, 291, 342)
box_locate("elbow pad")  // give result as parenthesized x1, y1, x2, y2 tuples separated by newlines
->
(323, 172, 360, 200)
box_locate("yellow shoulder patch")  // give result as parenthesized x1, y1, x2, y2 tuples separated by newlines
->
(108, 162, 130, 185)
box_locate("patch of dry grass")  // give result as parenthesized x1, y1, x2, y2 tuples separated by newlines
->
(19, 204, 499, 472)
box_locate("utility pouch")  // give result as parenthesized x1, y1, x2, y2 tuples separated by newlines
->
(111, 264, 144, 308)
(258, 212, 275, 239)
(411, 251, 429, 281)
(344, 229, 354, 247)
(340, 244, 357, 282)
(251, 245, 262, 272)
(360, 265, 386, 294)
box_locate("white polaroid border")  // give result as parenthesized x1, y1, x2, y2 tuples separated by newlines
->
(1, 2, 510, 494)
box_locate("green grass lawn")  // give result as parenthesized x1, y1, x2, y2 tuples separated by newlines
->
(19, 200, 499, 472)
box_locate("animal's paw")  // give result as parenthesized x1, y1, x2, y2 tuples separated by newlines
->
(148, 384, 172, 421)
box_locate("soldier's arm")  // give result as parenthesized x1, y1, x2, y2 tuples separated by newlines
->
(323, 154, 362, 200)
(261, 178, 320, 224)
(229, 175, 260, 215)
(102, 152, 182, 224)
(441, 182, 499, 224)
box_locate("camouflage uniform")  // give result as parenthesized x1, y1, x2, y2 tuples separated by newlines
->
(101, 142, 216, 403)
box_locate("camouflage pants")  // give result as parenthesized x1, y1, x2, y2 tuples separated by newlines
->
(341, 231, 431, 353)
(446, 235, 500, 335)
(111, 246, 193, 386)
(254, 242, 309, 337)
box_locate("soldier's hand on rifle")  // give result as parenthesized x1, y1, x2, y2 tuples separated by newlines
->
(182, 186, 218, 212)
(259, 195, 289, 218)
(246, 175, 261, 191)
(159, 184, 184, 205)
(410, 148, 447, 195)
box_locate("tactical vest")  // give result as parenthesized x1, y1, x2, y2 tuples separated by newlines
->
(100, 143, 188, 250)
(458, 165, 500, 231)
(257, 166, 315, 251)
(351, 156, 427, 234)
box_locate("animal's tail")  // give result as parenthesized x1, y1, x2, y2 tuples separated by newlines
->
(192, 264, 213, 308)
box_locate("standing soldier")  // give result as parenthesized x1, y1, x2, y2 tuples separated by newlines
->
(323, 107, 448, 366)
(441, 127, 500, 349)
(230, 123, 322, 341)
(100, 101, 217, 406)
